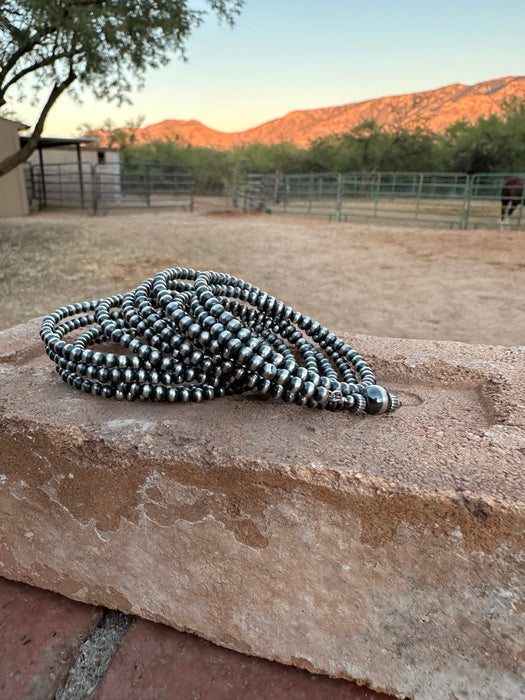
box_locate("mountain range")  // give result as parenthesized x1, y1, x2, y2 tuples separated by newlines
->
(111, 75, 525, 149)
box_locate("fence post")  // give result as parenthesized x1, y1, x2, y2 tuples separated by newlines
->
(374, 173, 380, 217)
(460, 175, 472, 229)
(415, 173, 423, 220)
(308, 174, 313, 214)
(517, 182, 524, 228)
(146, 165, 151, 207)
(260, 174, 267, 211)
(29, 164, 36, 207)
(243, 174, 249, 212)
(91, 164, 98, 215)
(78, 160, 85, 209)
(334, 173, 342, 222)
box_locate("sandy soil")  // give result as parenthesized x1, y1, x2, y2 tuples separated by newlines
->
(1, 209, 524, 346)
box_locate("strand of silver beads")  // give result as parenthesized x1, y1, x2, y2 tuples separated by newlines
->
(39, 268, 401, 415)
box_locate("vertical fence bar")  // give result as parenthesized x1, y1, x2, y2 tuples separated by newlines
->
(335, 173, 342, 222)
(93, 164, 98, 215)
(29, 164, 36, 207)
(374, 173, 380, 217)
(88, 164, 96, 215)
(415, 173, 423, 219)
(461, 175, 472, 230)
(513, 175, 525, 229)
(146, 165, 151, 207)
(242, 174, 248, 212)
(77, 146, 85, 209)
(57, 165, 63, 207)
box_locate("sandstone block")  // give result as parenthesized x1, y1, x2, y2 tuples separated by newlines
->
(0, 319, 523, 700)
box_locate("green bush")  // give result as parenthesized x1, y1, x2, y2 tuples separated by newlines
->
(117, 101, 525, 180)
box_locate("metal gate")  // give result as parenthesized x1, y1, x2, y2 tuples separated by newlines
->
(24, 161, 194, 213)
(25, 162, 96, 209)
(337, 172, 470, 228)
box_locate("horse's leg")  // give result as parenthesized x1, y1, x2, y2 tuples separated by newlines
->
(504, 199, 521, 227)
(501, 200, 509, 227)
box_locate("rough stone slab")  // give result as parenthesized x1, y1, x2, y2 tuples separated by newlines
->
(0, 576, 102, 700)
(0, 319, 524, 700)
(94, 618, 395, 700)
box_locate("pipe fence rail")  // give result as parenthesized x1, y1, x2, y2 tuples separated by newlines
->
(25, 161, 194, 214)
(243, 171, 525, 229)
(23, 162, 525, 229)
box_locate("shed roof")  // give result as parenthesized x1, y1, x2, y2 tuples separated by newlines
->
(0, 116, 29, 131)
(19, 135, 100, 149)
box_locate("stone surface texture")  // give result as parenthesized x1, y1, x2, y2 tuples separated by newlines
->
(94, 618, 395, 700)
(1, 576, 398, 700)
(0, 318, 524, 700)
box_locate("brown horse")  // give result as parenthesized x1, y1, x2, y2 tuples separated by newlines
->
(501, 175, 524, 225)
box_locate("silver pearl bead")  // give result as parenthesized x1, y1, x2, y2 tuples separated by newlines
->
(363, 385, 390, 415)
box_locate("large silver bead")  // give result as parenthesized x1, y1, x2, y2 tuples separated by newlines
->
(363, 385, 390, 415)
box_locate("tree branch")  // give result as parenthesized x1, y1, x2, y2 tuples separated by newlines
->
(2, 51, 73, 95)
(0, 25, 56, 87)
(0, 69, 76, 177)
(0, 1, 108, 91)
(0, 2, 95, 81)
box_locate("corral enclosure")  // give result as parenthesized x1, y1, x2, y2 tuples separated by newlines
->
(21, 162, 525, 230)
(248, 171, 525, 229)
(1, 210, 523, 348)
(24, 161, 194, 212)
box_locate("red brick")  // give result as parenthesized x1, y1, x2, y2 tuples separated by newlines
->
(95, 619, 397, 700)
(0, 577, 102, 700)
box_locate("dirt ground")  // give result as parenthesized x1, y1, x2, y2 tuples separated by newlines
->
(1, 209, 524, 347)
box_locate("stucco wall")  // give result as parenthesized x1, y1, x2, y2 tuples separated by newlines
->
(26, 146, 119, 168)
(0, 119, 29, 218)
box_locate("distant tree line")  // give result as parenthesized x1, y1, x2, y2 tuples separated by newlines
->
(89, 98, 525, 188)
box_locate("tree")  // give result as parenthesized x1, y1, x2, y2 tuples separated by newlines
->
(79, 115, 146, 150)
(447, 113, 521, 174)
(0, 0, 242, 176)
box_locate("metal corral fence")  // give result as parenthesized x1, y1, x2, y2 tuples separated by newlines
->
(241, 172, 525, 229)
(25, 161, 194, 213)
(23, 163, 525, 229)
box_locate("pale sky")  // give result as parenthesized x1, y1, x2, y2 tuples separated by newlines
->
(16, 0, 525, 137)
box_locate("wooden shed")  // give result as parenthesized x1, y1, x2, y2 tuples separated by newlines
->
(0, 117, 29, 218)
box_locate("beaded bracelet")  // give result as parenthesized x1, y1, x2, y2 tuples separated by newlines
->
(40, 268, 401, 415)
